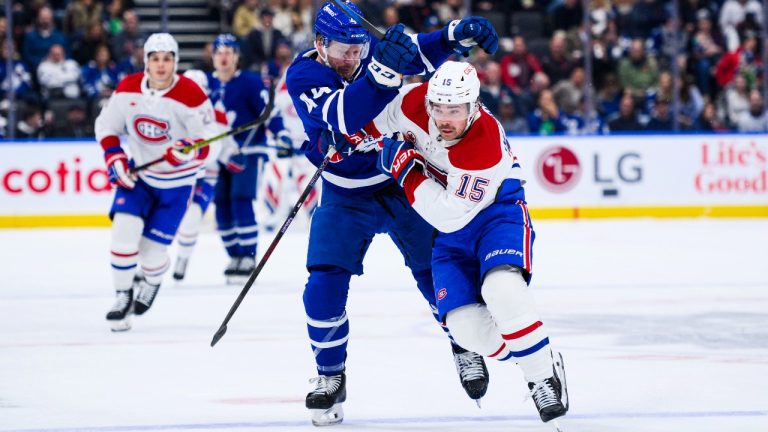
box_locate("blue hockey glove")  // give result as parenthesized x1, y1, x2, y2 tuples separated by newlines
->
(104, 147, 136, 189)
(225, 152, 246, 173)
(318, 130, 354, 162)
(442, 16, 499, 56)
(367, 23, 419, 89)
(275, 130, 293, 158)
(377, 137, 425, 187)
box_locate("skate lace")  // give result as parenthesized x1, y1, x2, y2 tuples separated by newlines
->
(111, 291, 131, 311)
(454, 351, 486, 381)
(309, 376, 341, 395)
(136, 283, 159, 303)
(527, 379, 559, 409)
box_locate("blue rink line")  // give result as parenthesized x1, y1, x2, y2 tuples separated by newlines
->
(4, 410, 767, 432)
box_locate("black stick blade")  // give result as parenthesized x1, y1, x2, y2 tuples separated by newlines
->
(211, 325, 228, 347)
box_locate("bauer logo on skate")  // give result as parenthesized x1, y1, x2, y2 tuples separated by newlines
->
(133, 116, 171, 143)
(437, 288, 447, 300)
(536, 145, 581, 193)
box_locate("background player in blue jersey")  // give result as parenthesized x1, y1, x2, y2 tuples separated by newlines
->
(285, 1, 499, 425)
(174, 34, 292, 284)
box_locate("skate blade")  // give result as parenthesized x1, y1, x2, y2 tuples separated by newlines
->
(109, 317, 132, 332)
(310, 403, 344, 426)
(549, 419, 565, 432)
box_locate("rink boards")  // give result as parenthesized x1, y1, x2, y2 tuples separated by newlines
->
(1, 133, 767, 227)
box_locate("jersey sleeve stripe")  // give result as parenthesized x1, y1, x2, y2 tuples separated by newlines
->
(410, 34, 434, 73)
(336, 88, 348, 135)
(322, 90, 340, 127)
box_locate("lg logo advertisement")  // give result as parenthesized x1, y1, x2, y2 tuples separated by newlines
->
(697, 139, 767, 194)
(534, 144, 643, 198)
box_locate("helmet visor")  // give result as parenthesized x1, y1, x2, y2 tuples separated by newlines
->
(324, 40, 369, 63)
(428, 102, 470, 121)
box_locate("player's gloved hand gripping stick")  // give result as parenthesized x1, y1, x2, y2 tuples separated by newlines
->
(130, 83, 276, 174)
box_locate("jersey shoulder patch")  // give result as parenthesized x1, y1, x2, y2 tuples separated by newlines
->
(115, 73, 143, 94)
(401, 82, 429, 133)
(447, 111, 503, 171)
(164, 75, 209, 107)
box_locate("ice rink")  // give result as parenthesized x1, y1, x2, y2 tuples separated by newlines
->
(1, 218, 767, 432)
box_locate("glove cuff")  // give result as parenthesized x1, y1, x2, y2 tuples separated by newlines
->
(444, 20, 460, 42)
(104, 148, 127, 167)
(367, 58, 403, 89)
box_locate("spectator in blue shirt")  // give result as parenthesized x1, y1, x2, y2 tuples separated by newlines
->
(81, 43, 119, 101)
(1, 41, 34, 103)
(22, 6, 68, 71)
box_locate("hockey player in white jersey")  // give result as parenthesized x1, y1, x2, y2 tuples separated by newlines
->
(95, 33, 221, 331)
(372, 61, 569, 426)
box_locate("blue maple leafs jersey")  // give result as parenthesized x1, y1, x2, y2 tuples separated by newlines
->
(206, 70, 284, 150)
(286, 30, 452, 196)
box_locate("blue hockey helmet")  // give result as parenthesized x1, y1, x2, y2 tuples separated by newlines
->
(213, 33, 240, 54)
(314, 1, 370, 46)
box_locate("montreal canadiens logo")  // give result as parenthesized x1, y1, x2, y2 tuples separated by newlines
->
(404, 131, 417, 143)
(133, 115, 171, 143)
(536, 146, 581, 193)
(437, 288, 447, 301)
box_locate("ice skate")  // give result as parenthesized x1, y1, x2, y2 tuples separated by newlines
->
(172, 256, 189, 281)
(133, 280, 160, 315)
(228, 256, 254, 284)
(452, 344, 489, 404)
(224, 257, 241, 284)
(306, 373, 346, 426)
(527, 352, 569, 425)
(106, 289, 133, 332)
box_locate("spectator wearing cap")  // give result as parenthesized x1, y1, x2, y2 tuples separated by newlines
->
(618, 38, 660, 99)
(735, 89, 768, 132)
(607, 91, 643, 132)
(242, 8, 286, 71)
(232, 0, 260, 38)
(500, 36, 542, 94)
(50, 103, 94, 138)
(646, 95, 674, 131)
(22, 6, 68, 71)
(37, 44, 81, 100)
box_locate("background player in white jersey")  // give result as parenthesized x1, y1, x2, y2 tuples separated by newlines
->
(372, 61, 569, 425)
(95, 33, 220, 331)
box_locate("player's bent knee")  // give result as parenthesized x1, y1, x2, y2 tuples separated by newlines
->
(111, 213, 144, 250)
(445, 304, 502, 356)
(303, 266, 353, 319)
(481, 265, 535, 321)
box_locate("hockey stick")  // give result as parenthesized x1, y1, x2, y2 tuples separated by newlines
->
(211, 148, 336, 347)
(328, 0, 385, 40)
(130, 83, 276, 174)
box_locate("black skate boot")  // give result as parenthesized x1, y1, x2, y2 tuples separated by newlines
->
(173, 256, 189, 281)
(133, 280, 160, 315)
(224, 257, 241, 284)
(528, 352, 569, 424)
(452, 344, 489, 404)
(306, 373, 346, 426)
(106, 289, 133, 332)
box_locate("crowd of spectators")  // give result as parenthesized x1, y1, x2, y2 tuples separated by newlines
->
(1, 0, 767, 139)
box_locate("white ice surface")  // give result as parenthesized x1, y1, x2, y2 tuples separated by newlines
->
(1, 219, 767, 432)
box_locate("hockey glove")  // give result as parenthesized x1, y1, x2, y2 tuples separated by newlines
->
(443, 17, 499, 56)
(225, 152, 246, 173)
(318, 130, 353, 163)
(367, 23, 419, 89)
(275, 130, 293, 158)
(377, 137, 425, 187)
(163, 138, 209, 166)
(105, 147, 137, 190)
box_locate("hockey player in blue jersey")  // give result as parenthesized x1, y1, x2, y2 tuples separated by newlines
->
(172, 34, 292, 283)
(285, 1, 499, 425)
